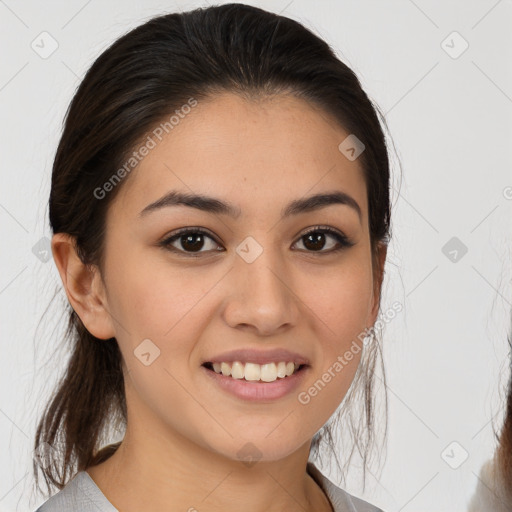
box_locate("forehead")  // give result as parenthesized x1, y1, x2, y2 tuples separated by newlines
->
(112, 91, 368, 222)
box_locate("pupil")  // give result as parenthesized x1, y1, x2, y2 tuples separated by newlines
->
(304, 232, 325, 251)
(182, 234, 204, 252)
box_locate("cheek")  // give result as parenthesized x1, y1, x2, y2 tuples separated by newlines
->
(298, 259, 373, 393)
(303, 259, 374, 341)
(107, 249, 219, 341)
(107, 256, 216, 433)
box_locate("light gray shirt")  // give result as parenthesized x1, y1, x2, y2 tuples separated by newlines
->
(35, 462, 384, 512)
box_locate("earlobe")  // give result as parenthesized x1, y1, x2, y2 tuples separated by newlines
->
(51, 233, 116, 340)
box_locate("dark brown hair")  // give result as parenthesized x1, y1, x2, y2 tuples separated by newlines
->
(33, 2, 393, 496)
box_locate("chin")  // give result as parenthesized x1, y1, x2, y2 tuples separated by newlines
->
(206, 432, 308, 465)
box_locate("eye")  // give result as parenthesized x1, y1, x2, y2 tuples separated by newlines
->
(293, 226, 355, 253)
(159, 227, 223, 256)
(159, 225, 354, 257)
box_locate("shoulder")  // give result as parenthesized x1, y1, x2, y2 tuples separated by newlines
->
(34, 471, 118, 512)
(307, 462, 385, 512)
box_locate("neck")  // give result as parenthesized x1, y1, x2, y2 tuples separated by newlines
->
(86, 420, 332, 512)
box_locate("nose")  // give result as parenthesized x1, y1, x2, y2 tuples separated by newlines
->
(222, 244, 300, 336)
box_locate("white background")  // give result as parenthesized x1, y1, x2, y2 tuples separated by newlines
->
(1, 1, 511, 510)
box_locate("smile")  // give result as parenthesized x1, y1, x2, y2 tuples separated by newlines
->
(203, 361, 306, 383)
(201, 361, 309, 401)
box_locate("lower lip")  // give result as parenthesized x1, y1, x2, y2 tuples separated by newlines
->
(201, 365, 309, 402)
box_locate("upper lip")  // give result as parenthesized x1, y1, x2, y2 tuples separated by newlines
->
(202, 348, 310, 366)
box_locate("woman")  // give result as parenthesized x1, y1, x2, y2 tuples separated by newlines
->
(33, 3, 393, 511)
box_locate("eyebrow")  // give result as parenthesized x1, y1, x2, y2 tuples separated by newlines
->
(139, 190, 362, 223)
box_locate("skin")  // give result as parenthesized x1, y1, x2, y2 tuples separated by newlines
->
(52, 91, 386, 512)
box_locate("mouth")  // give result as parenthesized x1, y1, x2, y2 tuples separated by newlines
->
(201, 361, 309, 383)
(201, 360, 310, 401)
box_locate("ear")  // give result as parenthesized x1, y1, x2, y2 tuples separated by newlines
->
(51, 232, 116, 340)
(367, 242, 388, 326)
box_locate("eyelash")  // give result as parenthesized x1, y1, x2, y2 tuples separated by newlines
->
(159, 225, 355, 257)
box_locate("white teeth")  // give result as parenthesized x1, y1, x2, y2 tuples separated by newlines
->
(276, 361, 287, 378)
(208, 361, 302, 382)
(260, 362, 276, 382)
(221, 362, 231, 376)
(231, 361, 244, 379)
(244, 362, 261, 381)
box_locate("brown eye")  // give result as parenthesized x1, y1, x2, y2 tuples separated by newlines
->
(294, 227, 354, 253)
(178, 233, 207, 252)
(159, 225, 354, 257)
(160, 228, 223, 255)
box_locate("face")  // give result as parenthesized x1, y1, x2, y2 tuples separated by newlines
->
(94, 92, 383, 463)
